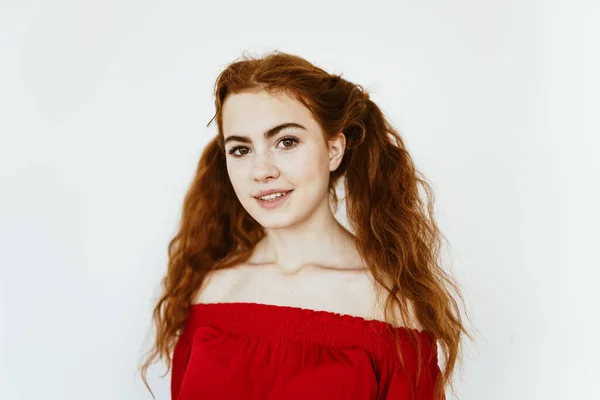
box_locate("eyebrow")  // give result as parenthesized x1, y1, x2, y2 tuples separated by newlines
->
(223, 122, 307, 146)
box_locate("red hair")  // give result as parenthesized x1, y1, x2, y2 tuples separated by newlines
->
(139, 50, 473, 400)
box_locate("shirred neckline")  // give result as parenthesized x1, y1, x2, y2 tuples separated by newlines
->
(188, 301, 437, 362)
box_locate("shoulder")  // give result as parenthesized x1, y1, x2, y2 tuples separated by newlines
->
(192, 266, 244, 304)
(193, 263, 423, 331)
(364, 271, 424, 331)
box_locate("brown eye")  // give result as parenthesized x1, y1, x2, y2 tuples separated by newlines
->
(228, 146, 249, 157)
(278, 137, 299, 149)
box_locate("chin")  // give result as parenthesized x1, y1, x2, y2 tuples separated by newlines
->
(254, 215, 295, 230)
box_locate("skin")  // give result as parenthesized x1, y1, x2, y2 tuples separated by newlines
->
(194, 89, 416, 324)
(221, 89, 365, 276)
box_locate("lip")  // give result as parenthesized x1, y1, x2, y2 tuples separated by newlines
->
(254, 189, 293, 210)
(253, 188, 293, 198)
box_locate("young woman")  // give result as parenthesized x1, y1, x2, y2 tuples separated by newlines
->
(140, 50, 471, 400)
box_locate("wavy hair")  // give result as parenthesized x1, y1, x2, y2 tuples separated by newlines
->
(139, 50, 473, 400)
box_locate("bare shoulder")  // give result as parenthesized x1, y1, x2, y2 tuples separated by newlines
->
(192, 265, 245, 304)
(365, 272, 424, 331)
(192, 263, 423, 331)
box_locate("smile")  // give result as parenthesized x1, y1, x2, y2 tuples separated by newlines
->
(255, 190, 293, 209)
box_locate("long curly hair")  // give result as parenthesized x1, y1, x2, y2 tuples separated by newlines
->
(139, 50, 473, 400)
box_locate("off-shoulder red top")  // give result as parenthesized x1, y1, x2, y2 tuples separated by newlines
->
(171, 302, 443, 399)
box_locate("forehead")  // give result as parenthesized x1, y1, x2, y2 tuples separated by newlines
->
(222, 91, 316, 136)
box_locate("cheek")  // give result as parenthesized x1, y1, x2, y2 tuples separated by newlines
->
(225, 146, 330, 193)
(282, 154, 331, 199)
(226, 166, 248, 197)
(283, 146, 330, 179)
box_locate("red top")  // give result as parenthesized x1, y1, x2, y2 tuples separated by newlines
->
(171, 302, 443, 400)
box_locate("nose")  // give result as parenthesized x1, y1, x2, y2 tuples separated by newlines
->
(251, 152, 280, 181)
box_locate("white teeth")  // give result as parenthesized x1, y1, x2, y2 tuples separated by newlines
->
(259, 192, 288, 201)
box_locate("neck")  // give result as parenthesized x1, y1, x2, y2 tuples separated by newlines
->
(250, 200, 363, 275)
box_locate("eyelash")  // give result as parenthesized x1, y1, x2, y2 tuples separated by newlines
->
(228, 136, 300, 158)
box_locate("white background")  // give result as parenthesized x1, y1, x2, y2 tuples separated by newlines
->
(1, 1, 598, 399)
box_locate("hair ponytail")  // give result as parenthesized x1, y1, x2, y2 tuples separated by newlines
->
(139, 50, 473, 400)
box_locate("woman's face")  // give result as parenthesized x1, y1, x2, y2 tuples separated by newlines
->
(221, 90, 345, 228)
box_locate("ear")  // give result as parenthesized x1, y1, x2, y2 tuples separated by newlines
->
(327, 132, 346, 172)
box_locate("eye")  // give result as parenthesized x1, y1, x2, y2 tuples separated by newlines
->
(228, 136, 300, 158)
(228, 146, 249, 157)
(277, 136, 299, 149)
